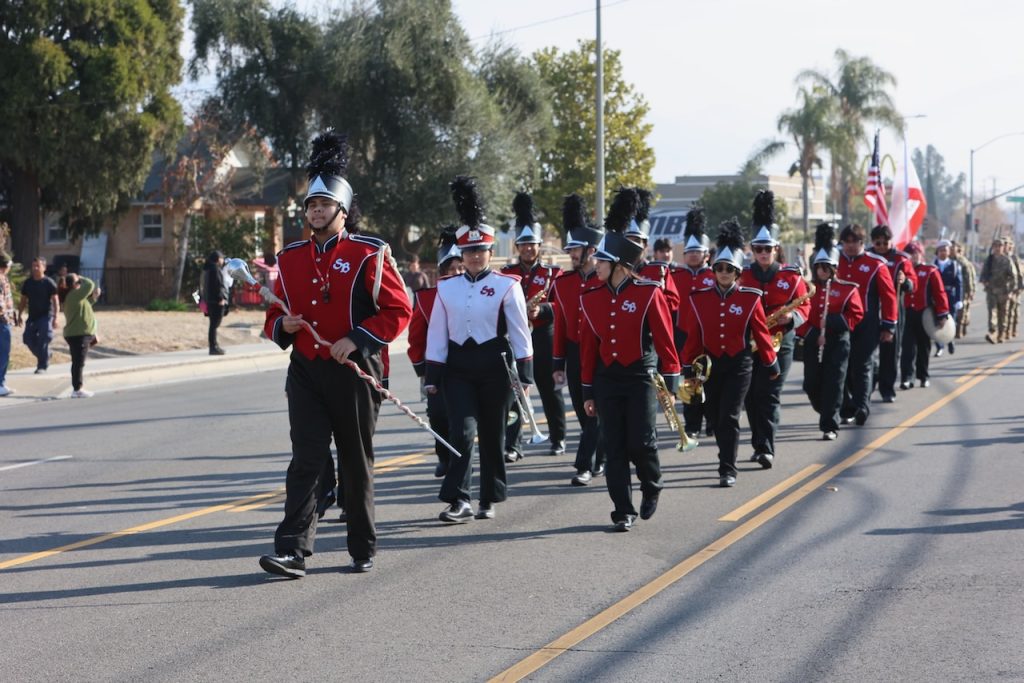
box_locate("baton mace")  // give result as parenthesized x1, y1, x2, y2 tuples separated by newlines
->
(226, 258, 464, 460)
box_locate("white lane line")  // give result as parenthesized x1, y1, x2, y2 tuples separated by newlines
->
(0, 455, 74, 472)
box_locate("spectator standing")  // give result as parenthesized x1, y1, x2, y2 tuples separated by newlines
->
(63, 273, 100, 398)
(0, 252, 19, 396)
(18, 257, 59, 373)
(402, 254, 430, 293)
(203, 250, 230, 355)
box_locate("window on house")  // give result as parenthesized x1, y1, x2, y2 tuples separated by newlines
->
(140, 212, 163, 242)
(44, 213, 68, 244)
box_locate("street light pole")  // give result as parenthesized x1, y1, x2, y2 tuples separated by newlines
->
(595, 0, 605, 223)
(968, 131, 1024, 261)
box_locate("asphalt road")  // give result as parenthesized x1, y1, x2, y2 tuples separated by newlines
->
(1, 337, 1022, 682)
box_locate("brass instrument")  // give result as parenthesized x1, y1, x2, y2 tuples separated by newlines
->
(501, 351, 548, 445)
(526, 277, 553, 309)
(650, 370, 696, 452)
(752, 284, 816, 352)
(818, 278, 832, 362)
(678, 354, 712, 405)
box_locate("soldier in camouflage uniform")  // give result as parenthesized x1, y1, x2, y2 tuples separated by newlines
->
(979, 238, 1016, 343)
(950, 241, 976, 338)
(1006, 238, 1023, 338)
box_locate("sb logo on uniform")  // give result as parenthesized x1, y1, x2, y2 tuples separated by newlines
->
(481, 286, 496, 297)
(533, 275, 547, 286)
(776, 280, 791, 290)
(729, 303, 744, 315)
(333, 259, 351, 273)
(859, 264, 871, 273)
(621, 300, 637, 313)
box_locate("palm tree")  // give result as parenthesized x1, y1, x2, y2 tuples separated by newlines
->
(798, 48, 904, 221)
(752, 86, 835, 240)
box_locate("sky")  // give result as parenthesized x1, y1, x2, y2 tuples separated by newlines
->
(180, 0, 1024, 216)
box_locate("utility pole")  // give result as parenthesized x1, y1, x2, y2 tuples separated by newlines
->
(595, 0, 605, 224)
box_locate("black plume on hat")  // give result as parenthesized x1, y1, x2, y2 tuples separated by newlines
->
(814, 223, 835, 251)
(438, 224, 459, 248)
(512, 191, 536, 228)
(716, 220, 745, 252)
(605, 187, 639, 233)
(562, 193, 588, 232)
(306, 132, 349, 180)
(684, 206, 706, 239)
(450, 176, 485, 228)
(752, 189, 775, 227)
(635, 188, 653, 224)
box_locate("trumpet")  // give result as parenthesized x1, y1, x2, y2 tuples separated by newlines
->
(678, 354, 712, 405)
(650, 371, 697, 452)
(752, 284, 816, 352)
(501, 351, 548, 445)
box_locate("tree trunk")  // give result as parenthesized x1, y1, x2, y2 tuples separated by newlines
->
(801, 172, 810, 242)
(172, 212, 193, 300)
(9, 166, 42, 267)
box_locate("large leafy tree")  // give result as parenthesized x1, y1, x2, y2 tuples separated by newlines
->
(532, 40, 655, 232)
(0, 1, 184, 265)
(798, 49, 903, 221)
(912, 145, 965, 238)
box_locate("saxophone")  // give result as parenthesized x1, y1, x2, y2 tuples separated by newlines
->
(650, 370, 696, 452)
(752, 283, 817, 352)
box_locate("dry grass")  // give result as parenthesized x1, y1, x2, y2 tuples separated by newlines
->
(8, 307, 268, 370)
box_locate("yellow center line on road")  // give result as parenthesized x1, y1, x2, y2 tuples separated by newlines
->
(0, 451, 434, 571)
(955, 366, 986, 384)
(718, 464, 824, 522)
(490, 349, 1024, 683)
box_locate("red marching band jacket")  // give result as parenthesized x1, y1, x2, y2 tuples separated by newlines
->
(636, 260, 681, 313)
(578, 278, 680, 401)
(795, 279, 864, 338)
(737, 265, 812, 336)
(679, 284, 779, 375)
(872, 248, 918, 299)
(904, 264, 950, 316)
(551, 269, 603, 372)
(501, 261, 562, 330)
(670, 265, 717, 334)
(837, 251, 898, 332)
(406, 286, 437, 377)
(264, 232, 412, 363)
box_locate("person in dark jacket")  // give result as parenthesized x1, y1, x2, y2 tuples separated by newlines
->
(203, 250, 230, 355)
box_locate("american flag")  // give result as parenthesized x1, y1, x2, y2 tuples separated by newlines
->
(864, 130, 889, 226)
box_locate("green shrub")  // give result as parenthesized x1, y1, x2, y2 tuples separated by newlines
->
(146, 298, 190, 312)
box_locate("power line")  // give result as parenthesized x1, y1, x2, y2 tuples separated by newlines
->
(469, 0, 632, 42)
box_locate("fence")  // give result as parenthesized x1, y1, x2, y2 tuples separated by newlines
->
(78, 267, 171, 306)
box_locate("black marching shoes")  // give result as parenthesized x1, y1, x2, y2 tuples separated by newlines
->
(259, 552, 306, 578)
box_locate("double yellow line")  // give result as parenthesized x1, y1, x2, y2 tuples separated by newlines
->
(0, 451, 428, 571)
(490, 349, 1023, 681)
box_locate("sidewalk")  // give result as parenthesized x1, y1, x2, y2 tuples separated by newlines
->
(1, 331, 410, 406)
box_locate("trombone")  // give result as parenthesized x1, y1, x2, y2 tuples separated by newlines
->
(650, 370, 697, 452)
(501, 352, 548, 445)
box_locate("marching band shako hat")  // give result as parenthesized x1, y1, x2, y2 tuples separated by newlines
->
(562, 193, 603, 250)
(436, 225, 462, 268)
(936, 239, 952, 250)
(625, 188, 653, 242)
(750, 189, 779, 246)
(812, 223, 840, 267)
(594, 231, 644, 267)
(904, 240, 923, 256)
(304, 132, 354, 212)
(712, 220, 746, 270)
(683, 206, 710, 253)
(512, 191, 543, 245)
(604, 187, 641, 236)
(450, 176, 495, 250)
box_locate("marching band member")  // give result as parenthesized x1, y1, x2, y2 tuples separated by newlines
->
(797, 225, 864, 441)
(502, 192, 566, 459)
(670, 207, 716, 441)
(739, 190, 810, 469)
(932, 239, 963, 356)
(407, 227, 464, 478)
(836, 223, 898, 426)
(551, 194, 606, 486)
(680, 222, 779, 488)
(867, 225, 916, 403)
(260, 133, 412, 577)
(426, 177, 534, 523)
(580, 228, 680, 531)
(900, 241, 950, 389)
(628, 188, 681, 314)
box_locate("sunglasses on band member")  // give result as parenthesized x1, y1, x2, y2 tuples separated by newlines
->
(751, 245, 774, 254)
(713, 263, 738, 274)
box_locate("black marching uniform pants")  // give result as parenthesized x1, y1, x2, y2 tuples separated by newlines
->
(428, 387, 452, 469)
(593, 365, 661, 523)
(842, 314, 880, 420)
(900, 309, 932, 383)
(744, 330, 794, 457)
(276, 351, 381, 561)
(875, 300, 904, 401)
(703, 352, 753, 478)
(676, 329, 706, 436)
(507, 326, 566, 451)
(441, 339, 514, 505)
(802, 329, 851, 432)
(565, 341, 605, 474)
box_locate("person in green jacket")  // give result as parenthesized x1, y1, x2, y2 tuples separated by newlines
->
(63, 274, 101, 398)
